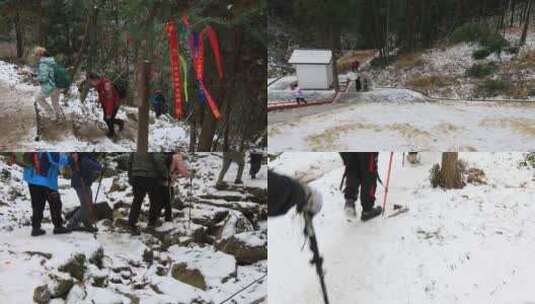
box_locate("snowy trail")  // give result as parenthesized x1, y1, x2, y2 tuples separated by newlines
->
(268, 89, 535, 152)
(0, 81, 38, 150)
(268, 153, 535, 304)
(0, 60, 189, 151)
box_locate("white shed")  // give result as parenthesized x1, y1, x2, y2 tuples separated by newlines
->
(289, 49, 334, 90)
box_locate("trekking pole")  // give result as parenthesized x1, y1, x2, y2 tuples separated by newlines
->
(188, 170, 194, 230)
(304, 212, 330, 304)
(94, 162, 107, 206)
(381, 152, 394, 216)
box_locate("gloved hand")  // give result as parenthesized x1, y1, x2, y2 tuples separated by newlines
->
(302, 184, 323, 216)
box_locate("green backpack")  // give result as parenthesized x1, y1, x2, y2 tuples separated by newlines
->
(52, 63, 71, 89)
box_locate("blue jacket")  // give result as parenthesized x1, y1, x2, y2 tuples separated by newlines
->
(23, 152, 70, 191)
(71, 153, 102, 188)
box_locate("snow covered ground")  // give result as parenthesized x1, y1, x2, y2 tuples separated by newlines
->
(0, 60, 188, 151)
(0, 153, 267, 303)
(268, 88, 535, 152)
(268, 152, 535, 304)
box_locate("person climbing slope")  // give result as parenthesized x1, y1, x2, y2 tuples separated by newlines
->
(127, 153, 168, 235)
(216, 151, 245, 187)
(33, 47, 65, 122)
(159, 152, 189, 222)
(66, 152, 102, 233)
(249, 152, 263, 180)
(87, 73, 125, 138)
(340, 152, 383, 221)
(23, 152, 71, 236)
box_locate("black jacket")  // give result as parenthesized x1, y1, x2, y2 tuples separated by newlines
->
(268, 171, 307, 217)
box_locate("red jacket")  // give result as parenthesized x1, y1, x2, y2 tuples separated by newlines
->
(95, 77, 120, 117)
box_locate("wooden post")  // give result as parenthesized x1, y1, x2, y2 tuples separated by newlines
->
(137, 60, 151, 152)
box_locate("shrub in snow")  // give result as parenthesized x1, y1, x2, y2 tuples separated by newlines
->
(472, 48, 491, 60)
(465, 62, 496, 78)
(58, 254, 87, 281)
(519, 153, 535, 168)
(476, 78, 510, 97)
(89, 247, 104, 269)
(33, 285, 51, 304)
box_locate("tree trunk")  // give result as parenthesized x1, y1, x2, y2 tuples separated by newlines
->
(521, 0, 533, 45)
(14, 9, 24, 58)
(440, 152, 464, 189)
(136, 60, 151, 152)
(198, 108, 218, 151)
(511, 0, 516, 27)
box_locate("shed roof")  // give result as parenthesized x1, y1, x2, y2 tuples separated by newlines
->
(288, 49, 333, 64)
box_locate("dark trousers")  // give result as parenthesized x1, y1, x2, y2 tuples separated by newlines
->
(29, 185, 63, 229)
(250, 153, 262, 178)
(159, 184, 172, 219)
(296, 97, 307, 105)
(104, 106, 124, 136)
(342, 153, 378, 211)
(128, 176, 161, 226)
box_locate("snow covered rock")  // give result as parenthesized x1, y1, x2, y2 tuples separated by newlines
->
(171, 263, 208, 290)
(58, 254, 86, 281)
(216, 231, 267, 265)
(168, 245, 237, 289)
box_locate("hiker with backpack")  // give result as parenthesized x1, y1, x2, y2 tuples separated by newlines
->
(33, 47, 68, 121)
(249, 151, 263, 180)
(127, 153, 169, 235)
(216, 151, 245, 187)
(268, 170, 322, 217)
(66, 153, 102, 233)
(159, 152, 189, 221)
(22, 152, 71, 236)
(149, 90, 168, 118)
(87, 73, 125, 138)
(340, 152, 383, 221)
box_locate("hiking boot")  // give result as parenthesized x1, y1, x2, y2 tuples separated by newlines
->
(344, 200, 357, 218)
(251, 174, 256, 180)
(234, 180, 243, 185)
(72, 225, 98, 233)
(106, 131, 115, 139)
(361, 206, 383, 222)
(164, 214, 173, 222)
(31, 228, 46, 237)
(53, 226, 71, 234)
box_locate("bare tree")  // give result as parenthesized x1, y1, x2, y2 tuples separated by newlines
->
(440, 152, 465, 189)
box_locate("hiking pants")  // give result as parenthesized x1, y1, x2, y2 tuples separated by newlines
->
(296, 97, 307, 105)
(29, 185, 63, 229)
(104, 106, 124, 135)
(67, 185, 94, 229)
(217, 154, 245, 184)
(35, 89, 62, 118)
(343, 153, 379, 212)
(128, 176, 161, 226)
(249, 153, 262, 178)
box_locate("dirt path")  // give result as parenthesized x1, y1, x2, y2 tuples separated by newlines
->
(0, 82, 37, 150)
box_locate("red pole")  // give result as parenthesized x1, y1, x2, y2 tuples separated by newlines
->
(382, 152, 394, 216)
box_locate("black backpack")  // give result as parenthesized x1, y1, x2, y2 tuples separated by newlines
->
(113, 78, 128, 100)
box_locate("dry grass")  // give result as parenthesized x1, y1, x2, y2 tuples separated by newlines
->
(306, 122, 381, 150)
(480, 118, 535, 136)
(395, 52, 427, 69)
(405, 75, 455, 91)
(516, 50, 535, 69)
(387, 123, 431, 139)
(503, 80, 535, 99)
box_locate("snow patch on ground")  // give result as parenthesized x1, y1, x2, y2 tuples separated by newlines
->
(269, 152, 535, 304)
